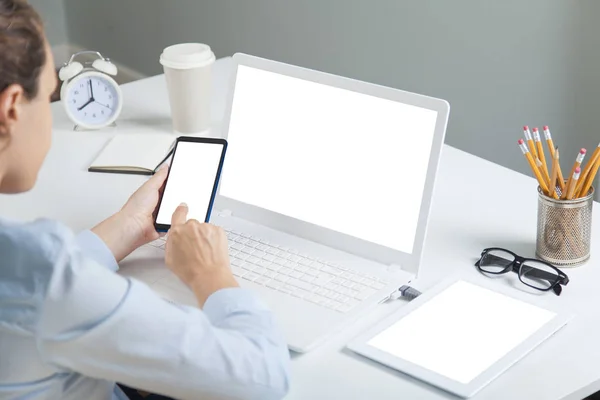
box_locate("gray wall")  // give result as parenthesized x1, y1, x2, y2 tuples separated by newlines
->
(63, 0, 598, 184)
(30, 0, 68, 46)
(575, 1, 600, 165)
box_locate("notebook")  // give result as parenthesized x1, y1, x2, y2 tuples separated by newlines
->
(347, 277, 572, 398)
(88, 133, 176, 175)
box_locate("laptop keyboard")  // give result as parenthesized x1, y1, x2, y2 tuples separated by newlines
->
(148, 229, 390, 313)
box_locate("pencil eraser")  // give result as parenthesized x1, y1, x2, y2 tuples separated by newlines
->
(523, 126, 529, 131)
(575, 167, 581, 173)
(581, 148, 587, 154)
(518, 139, 524, 145)
(543, 125, 549, 130)
(532, 127, 539, 132)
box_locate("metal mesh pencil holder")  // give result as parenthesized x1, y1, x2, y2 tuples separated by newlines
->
(536, 186, 594, 267)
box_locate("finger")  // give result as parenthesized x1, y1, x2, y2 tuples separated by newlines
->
(205, 224, 223, 241)
(148, 230, 160, 241)
(216, 226, 227, 238)
(171, 203, 189, 227)
(146, 165, 169, 189)
(216, 227, 229, 243)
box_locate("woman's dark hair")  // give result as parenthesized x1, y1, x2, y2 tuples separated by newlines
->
(0, 0, 45, 100)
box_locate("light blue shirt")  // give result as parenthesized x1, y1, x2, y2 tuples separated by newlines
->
(0, 218, 290, 400)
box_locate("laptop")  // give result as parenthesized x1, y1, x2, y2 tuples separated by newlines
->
(137, 53, 450, 353)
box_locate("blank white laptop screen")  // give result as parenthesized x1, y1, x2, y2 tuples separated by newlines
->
(366, 280, 556, 384)
(219, 65, 438, 254)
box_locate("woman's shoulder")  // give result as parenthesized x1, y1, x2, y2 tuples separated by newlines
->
(0, 218, 76, 333)
(0, 218, 74, 251)
(0, 218, 75, 274)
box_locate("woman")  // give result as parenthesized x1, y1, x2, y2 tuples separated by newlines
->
(0, 1, 290, 399)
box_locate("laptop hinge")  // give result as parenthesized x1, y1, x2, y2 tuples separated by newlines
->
(387, 263, 403, 273)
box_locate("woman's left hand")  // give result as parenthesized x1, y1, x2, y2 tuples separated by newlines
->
(120, 165, 169, 244)
(92, 166, 169, 262)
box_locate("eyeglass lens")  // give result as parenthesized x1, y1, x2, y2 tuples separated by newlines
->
(519, 260, 559, 290)
(479, 249, 515, 273)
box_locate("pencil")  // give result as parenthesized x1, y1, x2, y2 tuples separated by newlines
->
(578, 156, 600, 198)
(543, 126, 565, 191)
(548, 147, 560, 199)
(565, 167, 581, 200)
(536, 157, 551, 190)
(561, 148, 586, 200)
(518, 139, 549, 193)
(533, 127, 549, 180)
(523, 126, 538, 159)
(575, 142, 600, 197)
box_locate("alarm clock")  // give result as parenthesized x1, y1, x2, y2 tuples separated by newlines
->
(59, 51, 123, 130)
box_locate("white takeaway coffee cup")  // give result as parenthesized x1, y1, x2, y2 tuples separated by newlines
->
(160, 43, 216, 134)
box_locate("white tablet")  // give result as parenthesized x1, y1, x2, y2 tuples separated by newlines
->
(346, 278, 572, 398)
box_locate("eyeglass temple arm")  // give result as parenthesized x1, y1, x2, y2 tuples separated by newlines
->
(482, 254, 567, 284)
(552, 284, 562, 295)
(520, 265, 567, 284)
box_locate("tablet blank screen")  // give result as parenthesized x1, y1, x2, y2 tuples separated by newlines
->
(367, 281, 556, 383)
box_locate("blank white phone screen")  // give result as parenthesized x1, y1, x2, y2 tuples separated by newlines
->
(156, 141, 224, 225)
(220, 65, 439, 253)
(366, 281, 556, 384)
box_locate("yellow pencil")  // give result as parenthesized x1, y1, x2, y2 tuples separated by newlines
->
(561, 148, 586, 200)
(548, 147, 560, 199)
(578, 156, 600, 198)
(575, 142, 600, 196)
(543, 126, 565, 191)
(566, 167, 581, 200)
(532, 127, 549, 180)
(536, 157, 551, 189)
(518, 139, 549, 193)
(523, 126, 538, 159)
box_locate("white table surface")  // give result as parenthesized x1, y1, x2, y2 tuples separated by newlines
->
(2, 57, 600, 400)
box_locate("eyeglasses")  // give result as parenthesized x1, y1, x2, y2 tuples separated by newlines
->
(475, 248, 569, 296)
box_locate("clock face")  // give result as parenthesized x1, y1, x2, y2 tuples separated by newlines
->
(64, 73, 121, 128)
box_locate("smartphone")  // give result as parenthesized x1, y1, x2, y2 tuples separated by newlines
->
(154, 136, 228, 232)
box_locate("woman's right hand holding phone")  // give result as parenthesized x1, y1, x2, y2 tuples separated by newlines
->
(165, 203, 239, 307)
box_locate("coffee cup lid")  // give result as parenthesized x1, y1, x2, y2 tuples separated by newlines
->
(160, 43, 216, 69)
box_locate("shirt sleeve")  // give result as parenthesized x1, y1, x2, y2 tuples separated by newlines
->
(37, 232, 290, 400)
(75, 230, 119, 272)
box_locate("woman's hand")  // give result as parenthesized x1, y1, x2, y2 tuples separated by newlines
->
(92, 166, 168, 262)
(166, 203, 238, 307)
(119, 165, 169, 244)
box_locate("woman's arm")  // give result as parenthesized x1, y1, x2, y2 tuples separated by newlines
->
(90, 166, 168, 263)
(36, 234, 290, 400)
(35, 167, 290, 399)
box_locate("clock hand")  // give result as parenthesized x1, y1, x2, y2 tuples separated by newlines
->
(94, 101, 112, 110)
(77, 98, 94, 111)
(89, 79, 94, 100)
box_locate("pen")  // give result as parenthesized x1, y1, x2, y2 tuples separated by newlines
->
(524, 126, 538, 159)
(533, 128, 549, 180)
(561, 148, 586, 200)
(565, 167, 581, 200)
(548, 147, 560, 199)
(575, 142, 600, 197)
(518, 139, 550, 193)
(543, 126, 565, 191)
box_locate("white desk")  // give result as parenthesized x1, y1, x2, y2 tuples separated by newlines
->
(2, 57, 600, 400)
